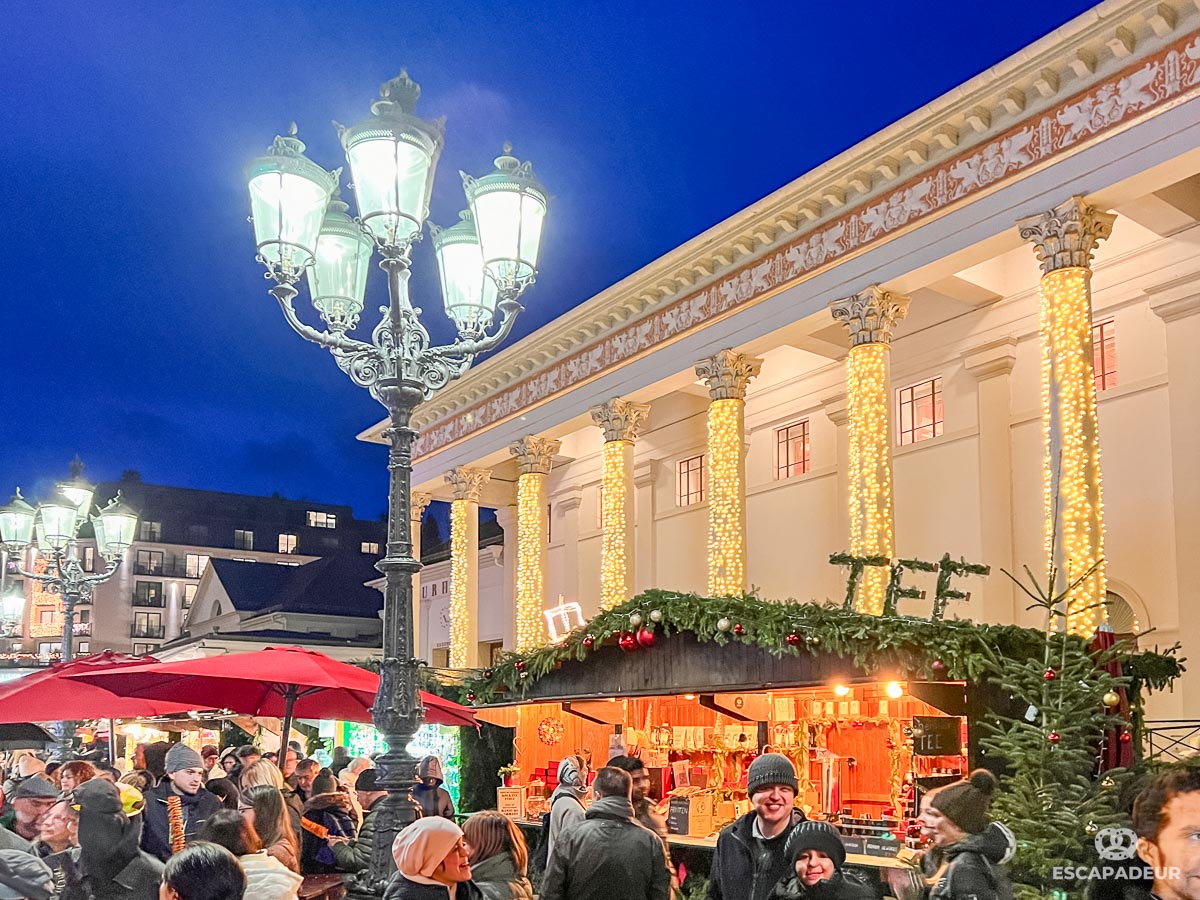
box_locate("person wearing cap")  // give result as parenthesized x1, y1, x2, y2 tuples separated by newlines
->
(0, 848, 53, 900)
(767, 821, 873, 900)
(2, 756, 46, 814)
(2, 777, 59, 843)
(919, 769, 1014, 900)
(140, 744, 222, 862)
(331, 767, 385, 873)
(69, 778, 164, 900)
(386, 815, 483, 900)
(709, 753, 807, 900)
(199, 747, 219, 781)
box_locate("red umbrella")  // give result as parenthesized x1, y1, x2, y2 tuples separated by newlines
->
(0, 651, 195, 723)
(67, 646, 476, 743)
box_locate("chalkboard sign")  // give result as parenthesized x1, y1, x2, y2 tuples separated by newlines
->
(911, 715, 963, 756)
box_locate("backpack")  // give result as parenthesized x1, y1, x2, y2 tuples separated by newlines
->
(529, 793, 573, 875)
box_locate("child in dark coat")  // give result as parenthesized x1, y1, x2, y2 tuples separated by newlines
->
(769, 821, 874, 900)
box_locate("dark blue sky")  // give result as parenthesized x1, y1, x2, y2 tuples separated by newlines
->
(0, 1, 1096, 520)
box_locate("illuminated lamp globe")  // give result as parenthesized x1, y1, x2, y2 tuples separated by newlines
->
(0, 490, 36, 552)
(93, 493, 139, 558)
(246, 125, 336, 283)
(461, 143, 548, 296)
(886, 681, 904, 700)
(0, 590, 23, 623)
(337, 70, 443, 250)
(57, 459, 95, 520)
(34, 490, 80, 553)
(432, 210, 498, 339)
(309, 189, 373, 333)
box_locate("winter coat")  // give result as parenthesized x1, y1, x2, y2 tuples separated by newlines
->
(381, 873, 485, 900)
(469, 852, 534, 900)
(922, 822, 1015, 900)
(545, 757, 588, 863)
(239, 850, 304, 900)
(266, 837, 301, 874)
(767, 872, 875, 900)
(280, 783, 305, 844)
(301, 791, 358, 873)
(540, 795, 672, 900)
(140, 781, 222, 861)
(331, 798, 380, 873)
(0, 826, 32, 854)
(412, 784, 455, 820)
(708, 809, 807, 900)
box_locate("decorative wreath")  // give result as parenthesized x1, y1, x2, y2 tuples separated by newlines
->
(538, 716, 565, 746)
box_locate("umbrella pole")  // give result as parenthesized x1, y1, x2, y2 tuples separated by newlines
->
(280, 689, 297, 758)
(108, 718, 116, 767)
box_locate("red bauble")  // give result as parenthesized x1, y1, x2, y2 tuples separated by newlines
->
(466, 692, 476, 703)
(582, 635, 595, 648)
(514, 660, 527, 672)
(636, 626, 657, 649)
(618, 632, 639, 652)
(733, 623, 745, 636)
(786, 632, 802, 646)
(885, 739, 895, 749)
(1043, 668, 1057, 681)
(483, 669, 493, 680)
(1120, 731, 1133, 744)
(1048, 731, 1061, 744)
(931, 659, 947, 675)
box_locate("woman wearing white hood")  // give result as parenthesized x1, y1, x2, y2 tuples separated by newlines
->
(546, 755, 589, 863)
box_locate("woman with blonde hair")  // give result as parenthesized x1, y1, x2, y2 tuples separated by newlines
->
(461, 810, 533, 900)
(239, 759, 285, 790)
(241, 783, 301, 873)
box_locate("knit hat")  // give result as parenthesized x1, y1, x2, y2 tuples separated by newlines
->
(925, 769, 997, 834)
(355, 768, 380, 792)
(746, 753, 799, 796)
(12, 776, 58, 800)
(785, 820, 846, 869)
(0, 849, 53, 900)
(392, 817, 464, 878)
(164, 743, 204, 773)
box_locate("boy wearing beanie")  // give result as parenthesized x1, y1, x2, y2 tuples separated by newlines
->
(768, 821, 873, 900)
(140, 744, 222, 861)
(709, 753, 807, 900)
(919, 769, 1015, 900)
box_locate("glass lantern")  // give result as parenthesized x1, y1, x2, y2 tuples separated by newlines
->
(461, 145, 548, 295)
(93, 492, 138, 558)
(34, 490, 80, 553)
(309, 191, 373, 332)
(0, 490, 35, 551)
(432, 210, 497, 339)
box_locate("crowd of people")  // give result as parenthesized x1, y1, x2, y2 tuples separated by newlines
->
(0, 740, 1198, 900)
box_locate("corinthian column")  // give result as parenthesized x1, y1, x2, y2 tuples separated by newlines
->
(1018, 196, 1115, 636)
(589, 399, 650, 609)
(830, 286, 909, 615)
(410, 492, 432, 661)
(508, 437, 560, 649)
(695, 350, 761, 596)
(445, 467, 490, 667)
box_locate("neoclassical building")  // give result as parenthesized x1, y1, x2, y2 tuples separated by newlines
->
(364, 0, 1200, 717)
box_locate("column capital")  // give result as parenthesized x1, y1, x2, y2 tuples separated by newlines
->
(830, 285, 910, 347)
(509, 436, 561, 475)
(445, 467, 491, 502)
(410, 491, 433, 522)
(1017, 195, 1115, 274)
(961, 336, 1018, 380)
(1147, 271, 1200, 323)
(695, 349, 763, 401)
(590, 398, 651, 442)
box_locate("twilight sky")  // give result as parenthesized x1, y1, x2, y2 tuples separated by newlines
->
(0, 0, 1096, 520)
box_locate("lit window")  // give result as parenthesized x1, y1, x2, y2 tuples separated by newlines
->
(306, 511, 337, 529)
(898, 377, 943, 446)
(677, 455, 706, 507)
(232, 557, 256, 564)
(132, 643, 159, 656)
(185, 554, 209, 579)
(276, 560, 300, 566)
(1092, 318, 1117, 392)
(234, 529, 254, 551)
(182, 584, 198, 607)
(361, 541, 380, 555)
(278, 533, 297, 554)
(135, 550, 163, 575)
(775, 420, 811, 479)
(139, 521, 162, 542)
(82, 546, 95, 573)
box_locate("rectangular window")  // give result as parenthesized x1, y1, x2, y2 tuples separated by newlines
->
(132, 643, 159, 656)
(431, 583, 438, 597)
(898, 377, 944, 446)
(186, 524, 208, 544)
(82, 545, 95, 573)
(234, 529, 254, 551)
(278, 533, 297, 554)
(135, 549, 163, 576)
(276, 560, 300, 566)
(76, 641, 89, 655)
(139, 521, 162, 542)
(775, 420, 811, 479)
(1092, 318, 1118, 392)
(306, 511, 337, 529)
(132, 581, 164, 607)
(37, 642, 61, 658)
(185, 554, 209, 579)
(182, 584, 198, 607)
(360, 542, 380, 555)
(38, 610, 56, 626)
(676, 455, 706, 507)
(132, 612, 164, 639)
(232, 557, 256, 564)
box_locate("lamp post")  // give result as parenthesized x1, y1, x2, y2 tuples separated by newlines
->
(244, 70, 547, 890)
(0, 459, 139, 663)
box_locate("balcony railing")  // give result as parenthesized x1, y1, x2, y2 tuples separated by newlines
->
(135, 559, 194, 578)
(131, 594, 165, 608)
(1144, 720, 1200, 761)
(130, 625, 165, 639)
(73, 622, 91, 636)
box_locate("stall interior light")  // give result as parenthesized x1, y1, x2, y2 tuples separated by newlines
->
(684, 694, 696, 701)
(833, 684, 851, 697)
(885, 681, 904, 699)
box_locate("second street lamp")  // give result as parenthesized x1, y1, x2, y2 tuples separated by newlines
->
(245, 69, 548, 890)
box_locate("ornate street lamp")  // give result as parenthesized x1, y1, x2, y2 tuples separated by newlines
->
(245, 69, 548, 890)
(0, 459, 139, 663)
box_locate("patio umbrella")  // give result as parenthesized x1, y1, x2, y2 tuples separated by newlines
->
(0, 651, 195, 723)
(0, 723, 56, 749)
(68, 646, 476, 745)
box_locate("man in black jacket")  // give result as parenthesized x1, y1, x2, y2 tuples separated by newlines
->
(541, 767, 671, 900)
(140, 744, 221, 861)
(709, 753, 806, 900)
(69, 779, 163, 900)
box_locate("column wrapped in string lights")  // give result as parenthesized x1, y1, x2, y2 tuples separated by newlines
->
(410, 491, 433, 659)
(589, 399, 650, 609)
(445, 467, 490, 667)
(508, 436, 561, 649)
(695, 350, 762, 597)
(1018, 196, 1115, 637)
(830, 286, 910, 615)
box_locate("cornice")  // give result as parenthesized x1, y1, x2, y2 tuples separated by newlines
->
(369, 0, 1200, 460)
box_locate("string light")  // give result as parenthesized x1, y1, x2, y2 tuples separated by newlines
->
(600, 440, 631, 609)
(1040, 266, 1106, 636)
(707, 398, 746, 596)
(543, 598, 584, 641)
(515, 472, 546, 650)
(846, 342, 894, 614)
(449, 499, 469, 667)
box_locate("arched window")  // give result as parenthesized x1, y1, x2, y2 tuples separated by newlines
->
(1105, 591, 1141, 645)
(208, 600, 222, 621)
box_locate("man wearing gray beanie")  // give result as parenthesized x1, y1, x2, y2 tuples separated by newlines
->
(139, 744, 221, 861)
(709, 753, 806, 900)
